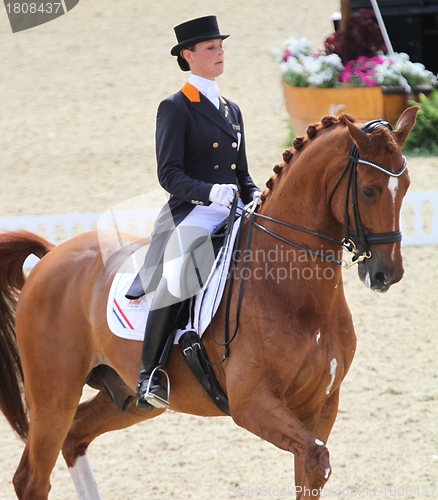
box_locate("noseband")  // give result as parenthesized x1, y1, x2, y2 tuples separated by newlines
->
(249, 119, 408, 268)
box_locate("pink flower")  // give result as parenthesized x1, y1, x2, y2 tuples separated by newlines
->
(282, 50, 292, 62)
(338, 56, 382, 86)
(371, 56, 384, 65)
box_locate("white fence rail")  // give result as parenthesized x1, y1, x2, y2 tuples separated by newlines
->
(399, 191, 438, 246)
(0, 208, 160, 269)
(0, 192, 436, 268)
(0, 209, 160, 245)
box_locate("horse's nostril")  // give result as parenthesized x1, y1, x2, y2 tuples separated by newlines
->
(374, 271, 389, 285)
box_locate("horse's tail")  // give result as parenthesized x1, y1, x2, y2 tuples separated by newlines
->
(0, 230, 54, 441)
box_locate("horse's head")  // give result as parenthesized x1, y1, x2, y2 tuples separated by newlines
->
(258, 106, 417, 293)
(334, 106, 418, 292)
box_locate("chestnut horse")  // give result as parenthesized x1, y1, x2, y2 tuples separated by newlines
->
(0, 108, 417, 499)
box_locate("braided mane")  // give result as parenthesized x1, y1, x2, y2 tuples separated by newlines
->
(260, 114, 357, 204)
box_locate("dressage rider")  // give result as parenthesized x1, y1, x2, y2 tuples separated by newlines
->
(126, 15, 261, 411)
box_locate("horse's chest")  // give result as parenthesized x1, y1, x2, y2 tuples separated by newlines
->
(283, 340, 350, 411)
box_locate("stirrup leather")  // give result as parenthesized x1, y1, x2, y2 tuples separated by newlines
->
(139, 366, 170, 409)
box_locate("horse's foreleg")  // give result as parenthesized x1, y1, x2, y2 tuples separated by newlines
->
(293, 390, 340, 498)
(62, 389, 163, 498)
(229, 387, 332, 497)
(68, 454, 102, 500)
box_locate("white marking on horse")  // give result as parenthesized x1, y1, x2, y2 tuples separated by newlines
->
(325, 467, 331, 479)
(388, 176, 399, 204)
(315, 438, 324, 446)
(388, 176, 398, 260)
(325, 358, 338, 395)
(364, 271, 371, 289)
(69, 455, 102, 500)
(388, 176, 399, 259)
(316, 330, 321, 344)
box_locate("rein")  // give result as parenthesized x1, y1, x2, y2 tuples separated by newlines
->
(252, 212, 345, 266)
(207, 198, 256, 362)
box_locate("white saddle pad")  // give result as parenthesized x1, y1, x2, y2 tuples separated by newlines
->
(106, 220, 240, 343)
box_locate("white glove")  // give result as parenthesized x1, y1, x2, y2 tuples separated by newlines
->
(209, 184, 237, 206)
(252, 190, 262, 202)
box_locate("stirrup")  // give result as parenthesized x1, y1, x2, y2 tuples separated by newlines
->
(140, 366, 170, 409)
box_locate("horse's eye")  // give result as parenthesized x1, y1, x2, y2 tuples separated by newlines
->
(361, 186, 378, 199)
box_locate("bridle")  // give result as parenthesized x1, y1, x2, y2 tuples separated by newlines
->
(251, 119, 408, 268)
(328, 119, 407, 264)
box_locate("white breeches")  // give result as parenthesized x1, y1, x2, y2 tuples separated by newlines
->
(162, 201, 243, 299)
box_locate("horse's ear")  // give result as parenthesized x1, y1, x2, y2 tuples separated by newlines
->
(393, 106, 419, 147)
(342, 114, 371, 151)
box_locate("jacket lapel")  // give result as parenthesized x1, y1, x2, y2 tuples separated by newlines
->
(180, 83, 237, 138)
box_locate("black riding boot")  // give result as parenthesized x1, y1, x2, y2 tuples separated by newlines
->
(136, 279, 181, 411)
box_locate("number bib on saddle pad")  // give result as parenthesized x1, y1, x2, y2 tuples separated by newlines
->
(106, 219, 240, 342)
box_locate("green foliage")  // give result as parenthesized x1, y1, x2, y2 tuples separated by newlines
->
(282, 71, 309, 88)
(281, 120, 295, 148)
(403, 90, 438, 156)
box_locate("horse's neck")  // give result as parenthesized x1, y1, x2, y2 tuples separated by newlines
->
(246, 150, 346, 305)
(260, 162, 343, 255)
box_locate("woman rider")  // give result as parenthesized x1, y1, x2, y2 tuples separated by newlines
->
(126, 15, 260, 410)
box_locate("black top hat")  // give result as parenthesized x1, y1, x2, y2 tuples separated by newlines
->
(170, 15, 229, 57)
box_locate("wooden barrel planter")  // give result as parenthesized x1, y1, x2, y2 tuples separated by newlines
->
(282, 82, 408, 136)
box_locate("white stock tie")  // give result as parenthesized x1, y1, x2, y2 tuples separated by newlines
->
(206, 85, 220, 108)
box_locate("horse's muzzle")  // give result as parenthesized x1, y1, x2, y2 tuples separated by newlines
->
(358, 259, 404, 293)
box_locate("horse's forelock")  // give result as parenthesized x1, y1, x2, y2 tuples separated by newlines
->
(356, 126, 399, 159)
(260, 115, 349, 203)
(377, 126, 399, 154)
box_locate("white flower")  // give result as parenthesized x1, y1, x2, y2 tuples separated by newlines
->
(308, 69, 334, 86)
(280, 57, 305, 75)
(372, 58, 409, 90)
(323, 53, 343, 70)
(300, 54, 322, 74)
(283, 37, 313, 57)
(376, 53, 437, 90)
(394, 52, 410, 63)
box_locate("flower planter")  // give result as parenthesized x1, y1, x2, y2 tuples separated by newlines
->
(381, 86, 410, 126)
(409, 85, 434, 102)
(282, 82, 408, 136)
